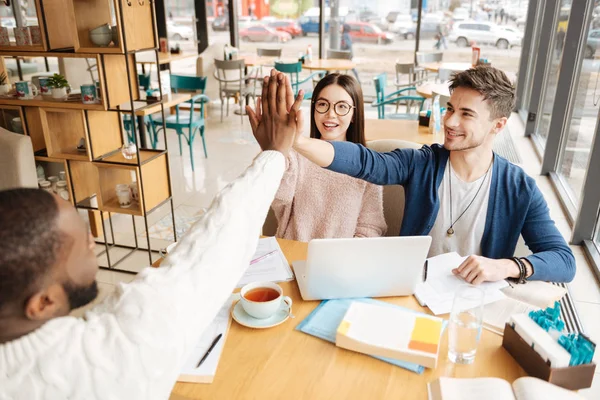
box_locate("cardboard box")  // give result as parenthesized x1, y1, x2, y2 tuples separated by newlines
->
(502, 323, 596, 390)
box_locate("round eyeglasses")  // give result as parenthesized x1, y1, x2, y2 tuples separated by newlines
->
(313, 99, 355, 116)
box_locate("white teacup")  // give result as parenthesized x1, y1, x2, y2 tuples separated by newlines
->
(240, 281, 292, 320)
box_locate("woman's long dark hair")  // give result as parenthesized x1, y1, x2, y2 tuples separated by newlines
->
(310, 73, 365, 146)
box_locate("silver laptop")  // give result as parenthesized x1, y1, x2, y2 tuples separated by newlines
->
(292, 236, 432, 301)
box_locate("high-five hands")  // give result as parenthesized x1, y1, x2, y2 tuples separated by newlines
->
(246, 70, 304, 156)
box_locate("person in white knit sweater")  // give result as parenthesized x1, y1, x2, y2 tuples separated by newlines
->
(0, 70, 303, 400)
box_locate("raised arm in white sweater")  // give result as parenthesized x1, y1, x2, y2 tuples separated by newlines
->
(0, 151, 286, 400)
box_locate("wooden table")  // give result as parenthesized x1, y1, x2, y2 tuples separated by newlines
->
(303, 58, 356, 71)
(365, 118, 443, 145)
(241, 55, 281, 67)
(118, 93, 192, 148)
(136, 52, 199, 73)
(167, 238, 525, 399)
(421, 62, 473, 73)
(416, 82, 451, 98)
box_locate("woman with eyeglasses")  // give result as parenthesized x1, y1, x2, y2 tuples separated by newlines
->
(267, 73, 386, 241)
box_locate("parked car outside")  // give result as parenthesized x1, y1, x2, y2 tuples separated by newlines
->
(402, 22, 441, 40)
(268, 20, 303, 38)
(448, 21, 522, 49)
(239, 24, 291, 43)
(299, 15, 329, 35)
(211, 15, 256, 32)
(391, 14, 413, 33)
(586, 29, 600, 58)
(167, 21, 194, 41)
(346, 21, 393, 44)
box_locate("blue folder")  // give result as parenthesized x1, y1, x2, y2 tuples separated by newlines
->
(295, 297, 447, 374)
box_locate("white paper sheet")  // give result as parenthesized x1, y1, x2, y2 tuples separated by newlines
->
(414, 252, 508, 315)
(237, 237, 294, 287)
(178, 296, 233, 383)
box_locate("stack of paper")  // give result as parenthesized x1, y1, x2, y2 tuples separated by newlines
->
(414, 252, 508, 315)
(178, 296, 233, 383)
(237, 237, 294, 287)
(296, 298, 448, 374)
(336, 302, 444, 368)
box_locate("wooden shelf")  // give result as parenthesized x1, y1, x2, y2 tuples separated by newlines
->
(35, 157, 74, 205)
(39, 108, 91, 161)
(0, 96, 106, 110)
(94, 153, 169, 216)
(67, 0, 155, 54)
(99, 149, 165, 165)
(101, 196, 142, 216)
(0, 44, 46, 53)
(0, 105, 26, 135)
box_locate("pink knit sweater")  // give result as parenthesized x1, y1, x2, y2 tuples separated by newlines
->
(272, 149, 387, 242)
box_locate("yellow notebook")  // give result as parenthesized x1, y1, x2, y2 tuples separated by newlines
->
(335, 302, 443, 369)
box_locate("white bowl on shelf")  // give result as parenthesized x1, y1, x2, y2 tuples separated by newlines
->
(89, 24, 112, 47)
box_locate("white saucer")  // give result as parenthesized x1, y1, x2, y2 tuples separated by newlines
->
(231, 301, 290, 329)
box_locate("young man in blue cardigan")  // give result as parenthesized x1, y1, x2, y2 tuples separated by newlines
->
(248, 67, 575, 284)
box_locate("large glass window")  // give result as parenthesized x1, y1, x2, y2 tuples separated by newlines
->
(534, 3, 571, 149)
(417, 1, 528, 76)
(556, 11, 599, 206)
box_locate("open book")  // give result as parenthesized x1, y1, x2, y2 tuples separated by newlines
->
(428, 377, 584, 400)
(483, 281, 567, 335)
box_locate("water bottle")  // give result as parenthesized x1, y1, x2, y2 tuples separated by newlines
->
(306, 44, 313, 62)
(429, 95, 441, 135)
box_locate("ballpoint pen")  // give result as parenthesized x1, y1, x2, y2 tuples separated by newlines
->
(196, 333, 223, 368)
(250, 250, 278, 265)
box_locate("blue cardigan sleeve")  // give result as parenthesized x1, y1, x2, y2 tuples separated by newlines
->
(327, 141, 426, 185)
(522, 184, 576, 282)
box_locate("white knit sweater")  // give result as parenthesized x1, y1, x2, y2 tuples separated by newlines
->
(0, 151, 285, 400)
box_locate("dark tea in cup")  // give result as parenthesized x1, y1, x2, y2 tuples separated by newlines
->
(243, 287, 280, 302)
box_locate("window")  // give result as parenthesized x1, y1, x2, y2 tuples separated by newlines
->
(594, 215, 600, 250)
(478, 24, 491, 31)
(534, 2, 571, 149)
(556, 6, 598, 207)
(363, 26, 375, 34)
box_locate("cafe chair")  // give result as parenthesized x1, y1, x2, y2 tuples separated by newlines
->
(0, 127, 37, 190)
(151, 75, 209, 172)
(366, 139, 422, 236)
(394, 62, 427, 114)
(123, 74, 159, 149)
(372, 73, 425, 120)
(213, 59, 258, 124)
(274, 61, 325, 99)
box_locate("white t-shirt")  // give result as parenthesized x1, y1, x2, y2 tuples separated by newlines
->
(428, 160, 493, 258)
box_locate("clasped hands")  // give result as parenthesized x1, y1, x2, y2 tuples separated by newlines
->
(246, 70, 304, 156)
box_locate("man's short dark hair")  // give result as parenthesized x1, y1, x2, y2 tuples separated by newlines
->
(0, 189, 64, 312)
(449, 65, 516, 120)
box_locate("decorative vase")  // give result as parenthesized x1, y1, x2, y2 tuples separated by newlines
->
(89, 24, 112, 47)
(0, 83, 10, 95)
(51, 87, 68, 100)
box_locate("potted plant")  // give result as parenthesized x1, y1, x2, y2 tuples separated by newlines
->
(0, 72, 10, 95)
(47, 74, 70, 100)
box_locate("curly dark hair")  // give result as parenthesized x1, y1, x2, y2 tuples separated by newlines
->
(0, 189, 64, 313)
(449, 65, 516, 120)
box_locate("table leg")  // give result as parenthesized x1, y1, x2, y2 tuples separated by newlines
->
(137, 115, 148, 149)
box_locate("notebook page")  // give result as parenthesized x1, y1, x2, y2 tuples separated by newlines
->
(501, 281, 566, 309)
(436, 377, 516, 400)
(483, 297, 539, 335)
(512, 377, 584, 400)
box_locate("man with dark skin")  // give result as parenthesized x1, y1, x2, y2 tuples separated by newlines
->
(0, 71, 303, 400)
